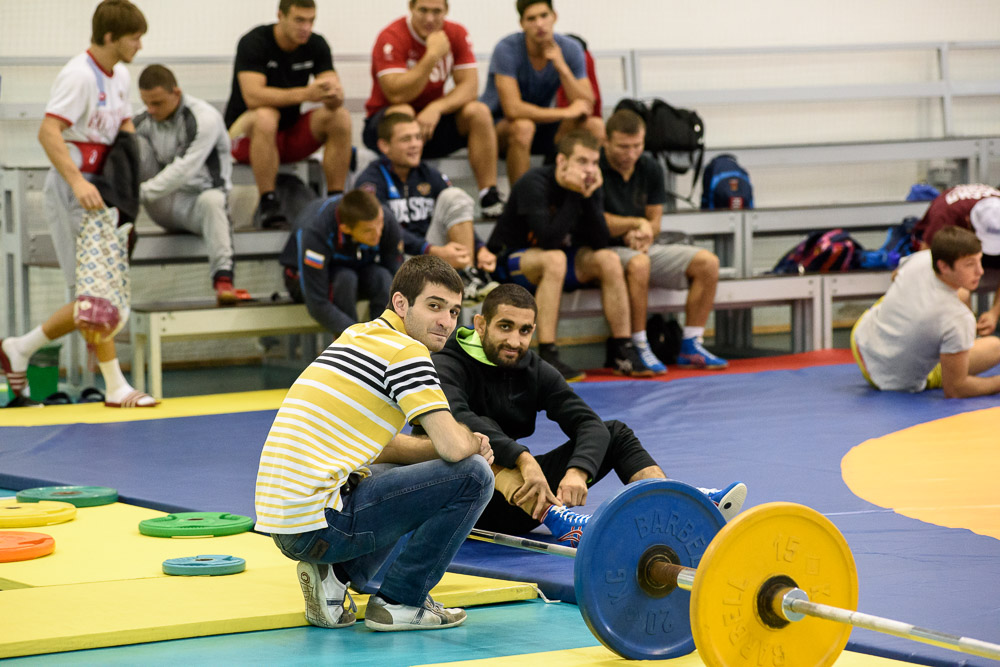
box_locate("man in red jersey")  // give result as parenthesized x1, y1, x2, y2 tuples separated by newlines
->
(362, 0, 505, 219)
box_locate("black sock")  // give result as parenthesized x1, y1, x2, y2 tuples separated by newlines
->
(538, 343, 557, 357)
(327, 189, 343, 197)
(331, 563, 350, 584)
(261, 191, 277, 203)
(612, 337, 632, 355)
(377, 592, 403, 606)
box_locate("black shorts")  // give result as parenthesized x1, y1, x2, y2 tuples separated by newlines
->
(362, 108, 468, 159)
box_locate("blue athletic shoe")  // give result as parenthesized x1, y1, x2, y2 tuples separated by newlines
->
(677, 336, 729, 370)
(634, 339, 667, 375)
(698, 482, 747, 522)
(541, 505, 590, 547)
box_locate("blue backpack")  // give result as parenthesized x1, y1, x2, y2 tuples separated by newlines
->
(857, 216, 919, 270)
(772, 228, 862, 274)
(701, 154, 753, 210)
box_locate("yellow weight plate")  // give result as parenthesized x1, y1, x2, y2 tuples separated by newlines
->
(0, 500, 77, 528)
(691, 502, 858, 667)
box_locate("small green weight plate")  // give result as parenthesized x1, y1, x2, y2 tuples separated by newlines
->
(163, 554, 246, 576)
(139, 512, 254, 538)
(17, 485, 118, 508)
(0, 501, 77, 528)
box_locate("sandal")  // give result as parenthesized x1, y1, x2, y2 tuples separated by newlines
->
(0, 339, 27, 396)
(104, 390, 159, 408)
(42, 391, 73, 406)
(78, 387, 106, 403)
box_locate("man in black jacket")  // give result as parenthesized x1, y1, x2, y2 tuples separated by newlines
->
(281, 189, 403, 335)
(487, 129, 648, 382)
(431, 284, 746, 545)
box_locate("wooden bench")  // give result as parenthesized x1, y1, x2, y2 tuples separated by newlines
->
(130, 298, 325, 399)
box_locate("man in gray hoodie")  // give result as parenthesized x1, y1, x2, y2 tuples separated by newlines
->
(134, 64, 241, 305)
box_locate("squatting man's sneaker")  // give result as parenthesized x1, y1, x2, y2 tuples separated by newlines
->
(364, 594, 467, 631)
(297, 561, 357, 628)
(698, 481, 747, 522)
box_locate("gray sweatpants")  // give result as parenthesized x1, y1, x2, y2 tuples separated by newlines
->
(142, 188, 234, 280)
(423, 186, 475, 247)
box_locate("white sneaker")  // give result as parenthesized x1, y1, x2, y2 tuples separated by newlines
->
(297, 561, 356, 628)
(364, 594, 466, 631)
(698, 482, 747, 522)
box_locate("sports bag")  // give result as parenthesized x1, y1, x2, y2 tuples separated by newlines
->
(772, 229, 862, 274)
(74, 207, 132, 346)
(857, 216, 919, 270)
(700, 154, 753, 210)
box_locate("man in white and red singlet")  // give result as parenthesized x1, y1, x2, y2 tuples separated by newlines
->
(362, 0, 505, 219)
(0, 0, 157, 409)
(912, 184, 1000, 335)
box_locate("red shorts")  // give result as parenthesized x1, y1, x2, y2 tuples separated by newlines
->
(231, 110, 322, 164)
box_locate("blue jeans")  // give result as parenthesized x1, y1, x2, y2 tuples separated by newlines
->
(272, 457, 494, 607)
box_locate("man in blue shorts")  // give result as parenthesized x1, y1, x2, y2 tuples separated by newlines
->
(599, 109, 728, 372)
(487, 130, 649, 381)
(480, 0, 604, 186)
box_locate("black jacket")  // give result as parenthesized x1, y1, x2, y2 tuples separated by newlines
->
(431, 328, 610, 478)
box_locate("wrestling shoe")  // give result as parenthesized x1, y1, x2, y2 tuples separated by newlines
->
(296, 561, 356, 629)
(634, 338, 667, 375)
(479, 186, 506, 220)
(611, 339, 655, 377)
(364, 594, 466, 631)
(541, 505, 590, 547)
(677, 336, 729, 370)
(539, 345, 585, 382)
(698, 482, 747, 522)
(459, 267, 499, 304)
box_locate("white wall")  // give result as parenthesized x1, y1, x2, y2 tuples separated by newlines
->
(3, 0, 1000, 58)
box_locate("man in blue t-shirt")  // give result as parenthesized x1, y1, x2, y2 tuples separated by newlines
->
(480, 0, 604, 186)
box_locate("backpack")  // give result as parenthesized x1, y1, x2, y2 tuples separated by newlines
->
(700, 154, 753, 210)
(772, 229, 863, 274)
(612, 97, 706, 205)
(645, 314, 683, 365)
(556, 34, 602, 118)
(857, 216, 919, 270)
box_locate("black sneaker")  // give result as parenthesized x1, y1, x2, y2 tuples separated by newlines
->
(539, 345, 585, 382)
(611, 339, 655, 377)
(254, 194, 288, 230)
(479, 187, 505, 220)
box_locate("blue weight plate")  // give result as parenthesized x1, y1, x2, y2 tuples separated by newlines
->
(162, 554, 246, 576)
(574, 479, 726, 661)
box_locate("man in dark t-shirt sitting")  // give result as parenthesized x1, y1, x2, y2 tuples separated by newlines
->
(225, 0, 352, 229)
(599, 109, 728, 372)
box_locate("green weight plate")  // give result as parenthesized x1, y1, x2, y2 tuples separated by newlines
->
(139, 512, 254, 538)
(0, 501, 77, 528)
(17, 485, 118, 508)
(162, 554, 246, 576)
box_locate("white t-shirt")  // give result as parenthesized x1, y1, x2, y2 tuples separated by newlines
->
(44, 50, 133, 172)
(854, 250, 976, 392)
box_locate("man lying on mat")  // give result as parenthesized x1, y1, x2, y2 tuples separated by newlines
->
(852, 226, 1000, 398)
(429, 283, 746, 546)
(254, 256, 494, 631)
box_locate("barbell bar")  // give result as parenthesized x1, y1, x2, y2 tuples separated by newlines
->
(469, 479, 1000, 664)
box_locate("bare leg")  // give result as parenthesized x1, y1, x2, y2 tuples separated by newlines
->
(684, 250, 720, 328)
(497, 118, 535, 187)
(576, 248, 631, 338)
(457, 101, 499, 191)
(515, 249, 566, 344)
(311, 105, 353, 192)
(626, 253, 651, 333)
(246, 108, 281, 195)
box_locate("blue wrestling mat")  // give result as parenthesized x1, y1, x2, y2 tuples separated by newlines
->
(2, 361, 999, 666)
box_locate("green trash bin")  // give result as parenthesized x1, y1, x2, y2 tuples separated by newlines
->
(6, 343, 61, 402)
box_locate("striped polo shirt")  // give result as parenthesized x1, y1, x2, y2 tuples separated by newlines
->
(254, 309, 450, 534)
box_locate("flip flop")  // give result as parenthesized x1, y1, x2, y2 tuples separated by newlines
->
(104, 390, 159, 408)
(42, 391, 73, 406)
(0, 339, 27, 396)
(78, 387, 106, 403)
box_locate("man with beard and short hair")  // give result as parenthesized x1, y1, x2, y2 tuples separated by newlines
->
(429, 283, 746, 546)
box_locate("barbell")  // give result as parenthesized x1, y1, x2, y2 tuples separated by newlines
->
(468, 479, 1000, 664)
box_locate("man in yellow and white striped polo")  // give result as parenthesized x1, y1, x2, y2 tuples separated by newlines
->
(255, 255, 495, 632)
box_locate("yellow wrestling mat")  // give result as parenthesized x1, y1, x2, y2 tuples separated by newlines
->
(0, 499, 537, 658)
(416, 645, 915, 666)
(0, 500, 291, 589)
(0, 568, 537, 659)
(0, 389, 287, 426)
(842, 407, 1000, 540)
